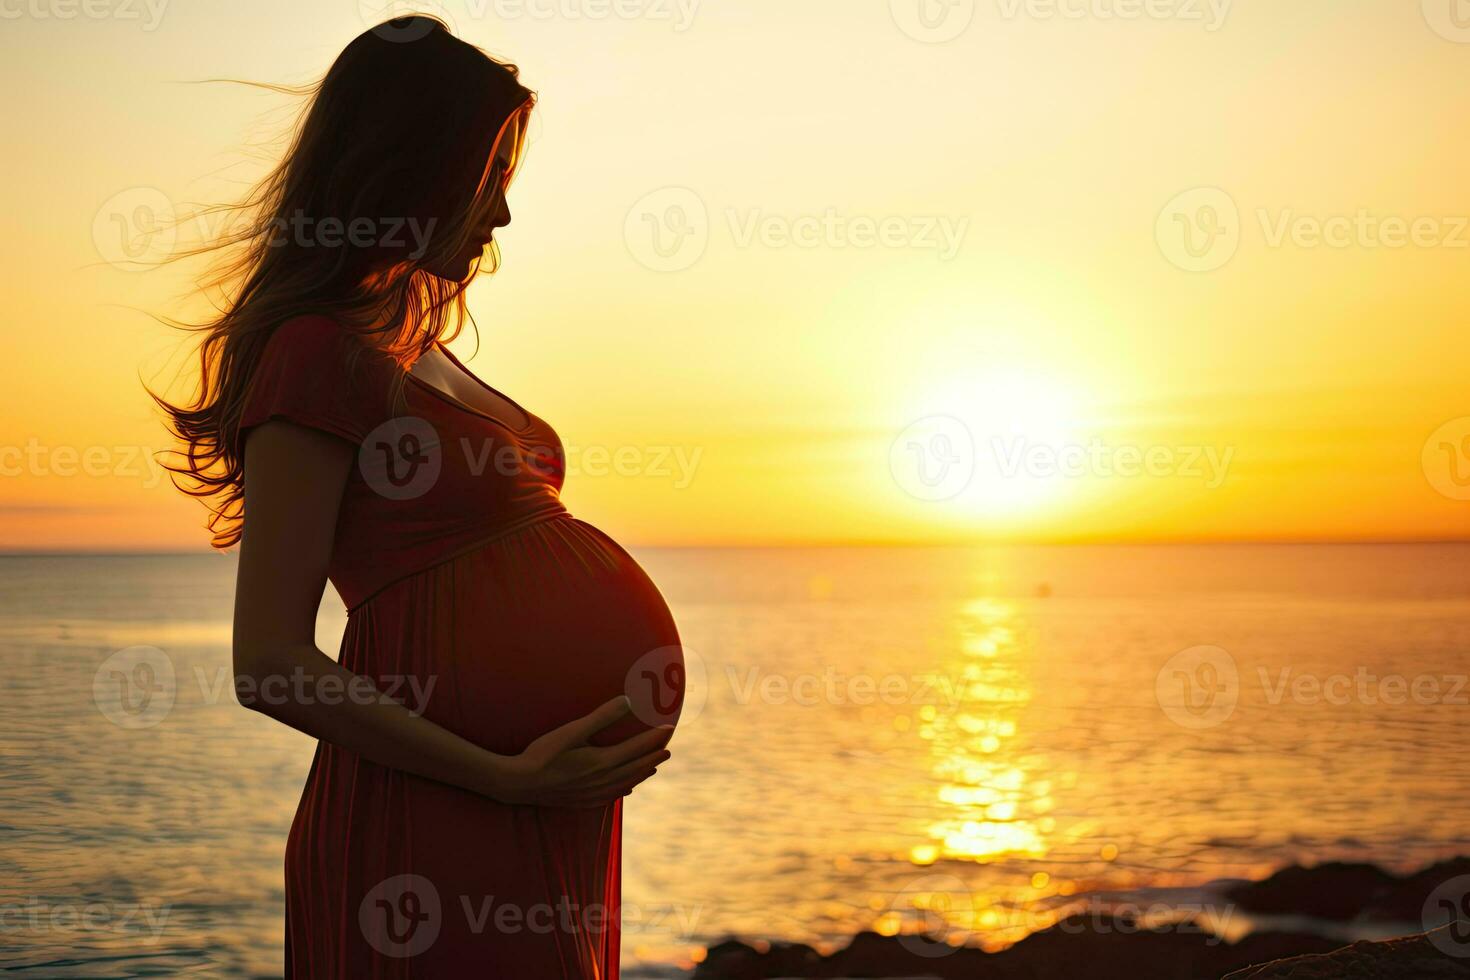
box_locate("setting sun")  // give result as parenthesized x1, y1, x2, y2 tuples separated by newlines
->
(906, 369, 1084, 516)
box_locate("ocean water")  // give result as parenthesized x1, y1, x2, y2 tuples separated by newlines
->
(1, 543, 1468, 977)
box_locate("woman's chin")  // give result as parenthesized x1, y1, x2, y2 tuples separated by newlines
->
(460, 244, 492, 276)
(424, 251, 485, 283)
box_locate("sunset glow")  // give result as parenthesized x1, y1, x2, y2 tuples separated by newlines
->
(3, 2, 1467, 549)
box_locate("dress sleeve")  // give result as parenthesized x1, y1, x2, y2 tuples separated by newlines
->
(239, 316, 395, 449)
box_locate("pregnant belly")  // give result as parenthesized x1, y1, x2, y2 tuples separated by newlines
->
(342, 516, 684, 754)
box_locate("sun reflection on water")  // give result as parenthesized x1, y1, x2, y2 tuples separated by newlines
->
(922, 598, 1050, 865)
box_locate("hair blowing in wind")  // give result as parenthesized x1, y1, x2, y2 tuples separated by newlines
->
(153, 16, 535, 548)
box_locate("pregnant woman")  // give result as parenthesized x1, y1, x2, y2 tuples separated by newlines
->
(156, 17, 684, 977)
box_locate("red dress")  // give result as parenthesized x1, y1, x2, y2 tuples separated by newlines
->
(239, 315, 685, 978)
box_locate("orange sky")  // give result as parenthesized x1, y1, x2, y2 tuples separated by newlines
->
(1, 1, 1467, 549)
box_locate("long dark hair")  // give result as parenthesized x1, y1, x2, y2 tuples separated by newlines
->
(155, 16, 535, 548)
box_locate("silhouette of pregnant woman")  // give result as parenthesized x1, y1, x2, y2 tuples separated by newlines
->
(156, 17, 684, 977)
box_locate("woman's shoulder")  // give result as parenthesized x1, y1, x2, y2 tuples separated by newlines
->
(268, 314, 382, 360)
(241, 315, 403, 446)
(261, 314, 405, 381)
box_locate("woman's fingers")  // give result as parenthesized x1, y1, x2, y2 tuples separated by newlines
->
(588, 724, 675, 769)
(580, 763, 663, 799)
(514, 701, 676, 805)
(580, 751, 669, 793)
(543, 695, 634, 750)
(548, 742, 668, 792)
(542, 771, 659, 808)
(537, 756, 666, 804)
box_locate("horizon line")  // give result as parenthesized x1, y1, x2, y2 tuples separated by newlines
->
(2, 534, 1469, 558)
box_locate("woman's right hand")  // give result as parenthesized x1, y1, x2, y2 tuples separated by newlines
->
(485, 696, 674, 808)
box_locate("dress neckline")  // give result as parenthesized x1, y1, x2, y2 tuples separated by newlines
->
(406, 342, 534, 434)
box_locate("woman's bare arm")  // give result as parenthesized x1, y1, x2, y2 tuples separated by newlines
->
(232, 420, 671, 807)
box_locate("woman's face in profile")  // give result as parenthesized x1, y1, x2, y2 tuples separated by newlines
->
(424, 133, 517, 282)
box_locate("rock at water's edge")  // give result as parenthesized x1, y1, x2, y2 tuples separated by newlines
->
(1221, 926, 1470, 979)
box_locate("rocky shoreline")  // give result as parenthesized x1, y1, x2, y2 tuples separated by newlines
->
(1222, 926, 1470, 978)
(690, 858, 1470, 979)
